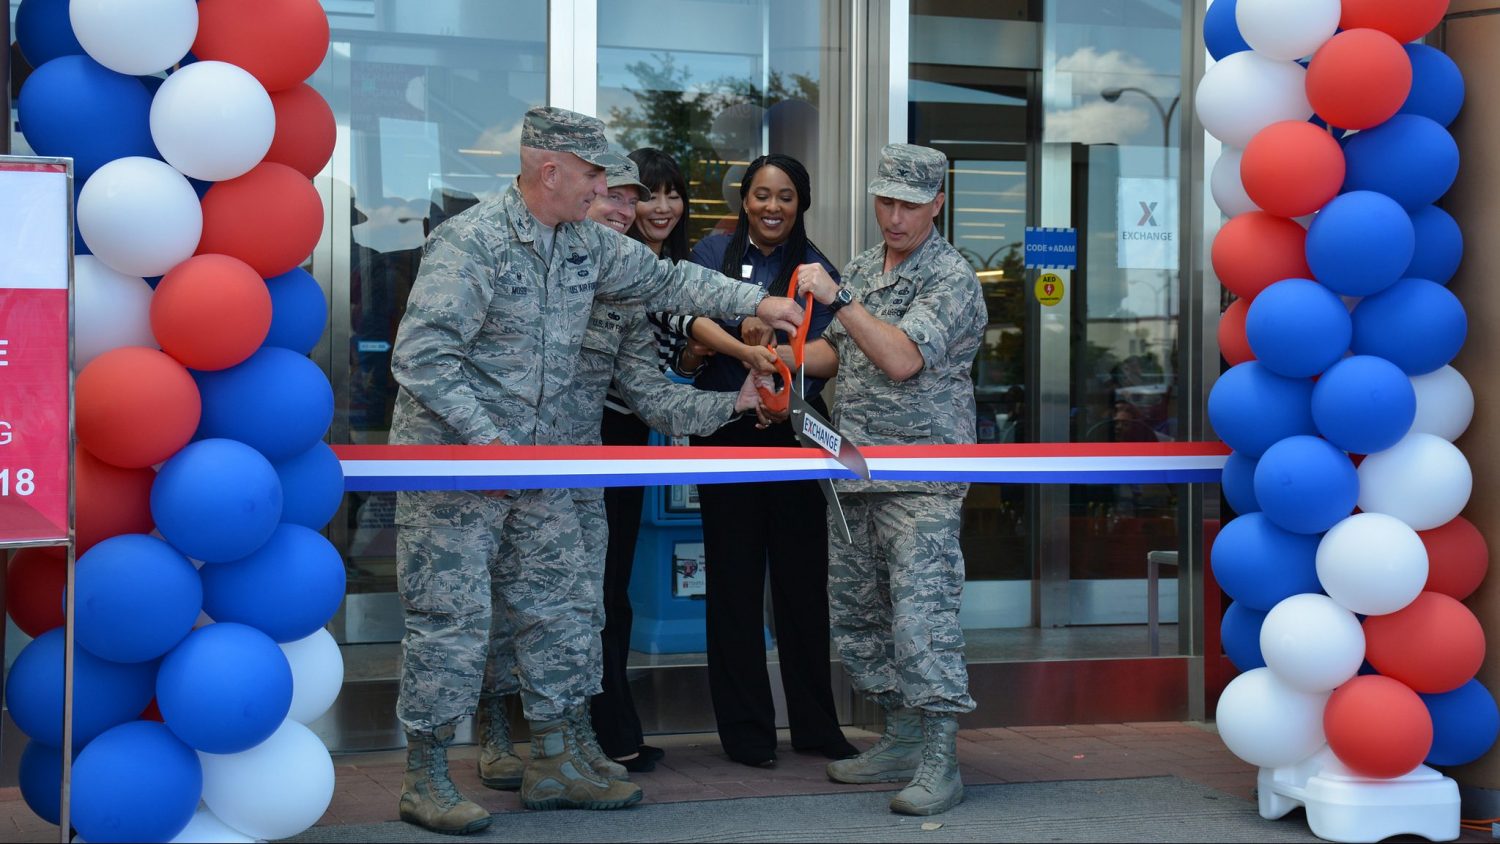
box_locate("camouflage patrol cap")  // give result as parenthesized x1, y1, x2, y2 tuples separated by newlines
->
(606, 157, 650, 196)
(521, 106, 630, 169)
(867, 143, 947, 203)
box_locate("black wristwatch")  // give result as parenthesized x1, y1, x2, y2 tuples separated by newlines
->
(827, 285, 855, 314)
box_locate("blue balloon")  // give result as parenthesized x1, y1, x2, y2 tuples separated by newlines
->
(264, 268, 330, 354)
(1210, 513, 1323, 611)
(1203, 0, 1250, 61)
(157, 623, 293, 754)
(17, 56, 160, 182)
(75, 534, 202, 664)
(1406, 204, 1463, 285)
(1253, 435, 1359, 535)
(14, 0, 85, 68)
(1207, 362, 1316, 458)
(201, 524, 347, 643)
(1306, 191, 1415, 297)
(4, 628, 157, 748)
(1401, 44, 1465, 128)
(195, 348, 335, 462)
(18, 741, 77, 826)
(1422, 679, 1500, 767)
(152, 439, 284, 563)
(1222, 451, 1261, 515)
(72, 721, 201, 844)
(1311, 356, 1417, 455)
(1350, 278, 1468, 375)
(1343, 115, 1460, 210)
(1245, 279, 1351, 378)
(1220, 601, 1268, 672)
(275, 440, 346, 529)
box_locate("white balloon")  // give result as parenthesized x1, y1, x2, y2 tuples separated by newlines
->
(73, 256, 157, 370)
(1236, 0, 1340, 62)
(280, 628, 344, 725)
(77, 157, 203, 278)
(168, 807, 255, 844)
(1316, 512, 1429, 615)
(1211, 147, 1259, 217)
(199, 720, 334, 841)
(1357, 433, 1472, 530)
(1260, 594, 1365, 693)
(1409, 366, 1474, 442)
(69, 0, 197, 76)
(1196, 51, 1312, 148)
(1215, 667, 1329, 768)
(151, 61, 276, 182)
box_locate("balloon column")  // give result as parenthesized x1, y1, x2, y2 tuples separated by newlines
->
(1202, 0, 1496, 827)
(6, 0, 345, 840)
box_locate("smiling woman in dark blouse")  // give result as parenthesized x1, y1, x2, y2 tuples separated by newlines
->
(685, 153, 856, 768)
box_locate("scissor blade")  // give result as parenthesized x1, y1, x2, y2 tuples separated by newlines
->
(819, 477, 853, 543)
(789, 392, 871, 480)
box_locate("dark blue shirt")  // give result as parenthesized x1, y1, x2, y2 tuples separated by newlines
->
(687, 232, 839, 396)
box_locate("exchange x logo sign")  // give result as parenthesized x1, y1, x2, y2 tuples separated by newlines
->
(1137, 201, 1159, 227)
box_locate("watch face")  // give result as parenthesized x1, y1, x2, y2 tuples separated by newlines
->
(836, 287, 853, 304)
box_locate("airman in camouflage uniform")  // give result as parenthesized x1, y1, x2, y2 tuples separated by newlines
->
(389, 107, 801, 832)
(793, 144, 985, 817)
(478, 158, 755, 793)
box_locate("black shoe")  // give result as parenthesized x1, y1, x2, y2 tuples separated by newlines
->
(795, 737, 860, 760)
(727, 750, 777, 768)
(637, 744, 666, 763)
(616, 753, 657, 773)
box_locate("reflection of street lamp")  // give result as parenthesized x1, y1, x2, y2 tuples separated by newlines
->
(1102, 86, 1182, 392)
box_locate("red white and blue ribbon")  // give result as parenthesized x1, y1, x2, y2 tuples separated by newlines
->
(334, 442, 1230, 492)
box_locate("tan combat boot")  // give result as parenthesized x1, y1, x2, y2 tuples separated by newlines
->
(521, 718, 643, 811)
(890, 714, 965, 816)
(570, 704, 628, 781)
(398, 726, 492, 834)
(476, 695, 526, 790)
(827, 705, 923, 784)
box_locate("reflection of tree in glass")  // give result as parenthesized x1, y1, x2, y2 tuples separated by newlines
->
(957, 241, 1026, 389)
(607, 53, 817, 244)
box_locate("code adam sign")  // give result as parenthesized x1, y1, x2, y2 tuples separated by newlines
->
(0, 158, 71, 545)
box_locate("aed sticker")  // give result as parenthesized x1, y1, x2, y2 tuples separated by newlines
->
(1035, 272, 1066, 307)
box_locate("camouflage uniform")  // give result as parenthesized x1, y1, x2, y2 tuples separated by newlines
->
(822, 144, 986, 714)
(391, 108, 767, 732)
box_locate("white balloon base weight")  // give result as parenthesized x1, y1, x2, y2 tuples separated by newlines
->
(1257, 748, 1459, 842)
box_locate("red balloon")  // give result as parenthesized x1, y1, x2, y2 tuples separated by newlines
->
(6, 546, 66, 637)
(151, 254, 272, 371)
(1218, 298, 1254, 365)
(1341, 0, 1449, 43)
(1211, 212, 1311, 300)
(1364, 591, 1485, 694)
(1325, 675, 1433, 779)
(198, 163, 325, 278)
(1307, 29, 1413, 131)
(1419, 516, 1489, 601)
(265, 83, 335, 179)
(75, 448, 155, 554)
(193, 0, 330, 93)
(75, 347, 202, 469)
(1241, 122, 1346, 218)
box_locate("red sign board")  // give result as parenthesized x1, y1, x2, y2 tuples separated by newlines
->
(0, 159, 71, 545)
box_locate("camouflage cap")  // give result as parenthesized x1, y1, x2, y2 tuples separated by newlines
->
(606, 157, 650, 195)
(867, 143, 947, 203)
(520, 106, 630, 169)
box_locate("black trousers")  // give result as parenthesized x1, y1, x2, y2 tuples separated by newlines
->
(692, 404, 846, 759)
(590, 407, 652, 758)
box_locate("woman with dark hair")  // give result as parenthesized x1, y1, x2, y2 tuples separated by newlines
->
(685, 153, 857, 768)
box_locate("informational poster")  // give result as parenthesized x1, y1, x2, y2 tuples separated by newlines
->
(1117, 176, 1178, 270)
(672, 541, 706, 598)
(1023, 226, 1077, 270)
(0, 158, 72, 545)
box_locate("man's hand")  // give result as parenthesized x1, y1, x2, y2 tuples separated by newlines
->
(756, 295, 804, 334)
(733, 373, 761, 413)
(795, 263, 839, 305)
(739, 316, 774, 346)
(750, 373, 789, 429)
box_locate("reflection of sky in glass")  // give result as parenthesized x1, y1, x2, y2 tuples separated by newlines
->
(1042, 0, 1182, 148)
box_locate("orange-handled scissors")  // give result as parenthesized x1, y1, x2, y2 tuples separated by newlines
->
(754, 291, 814, 414)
